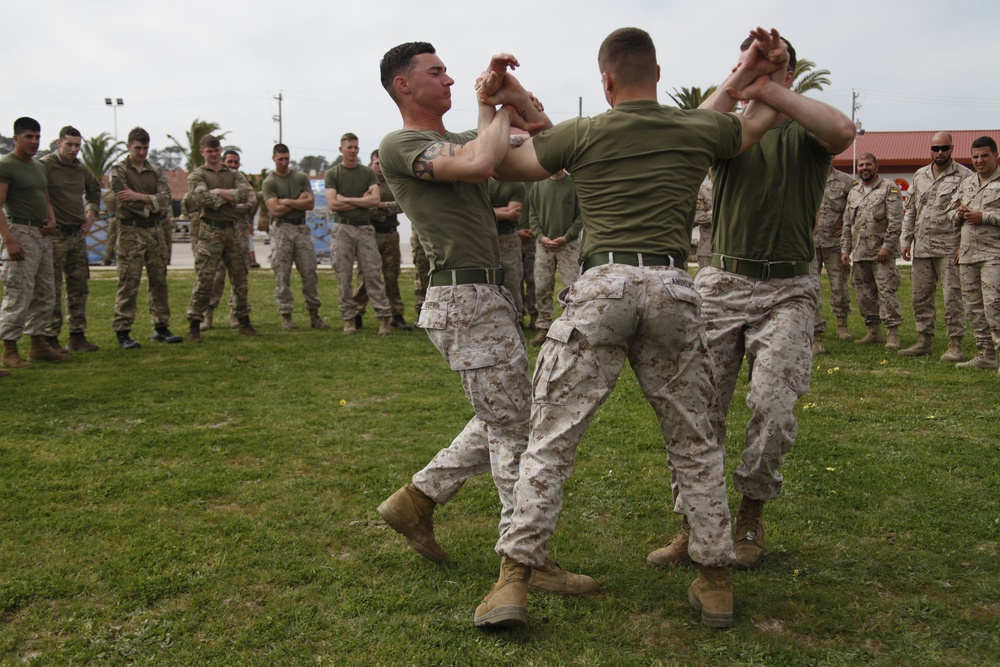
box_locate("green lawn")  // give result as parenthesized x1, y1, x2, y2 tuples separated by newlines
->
(0, 267, 997, 666)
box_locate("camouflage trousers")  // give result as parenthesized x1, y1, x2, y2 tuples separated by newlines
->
(208, 222, 252, 311)
(354, 229, 404, 318)
(113, 224, 171, 332)
(46, 229, 91, 336)
(533, 238, 580, 329)
(497, 264, 734, 568)
(520, 236, 537, 318)
(270, 222, 320, 315)
(0, 224, 55, 340)
(411, 283, 530, 540)
(411, 231, 430, 315)
(162, 219, 174, 265)
(696, 267, 818, 502)
(331, 223, 390, 320)
(912, 256, 966, 338)
(498, 233, 524, 318)
(187, 224, 250, 321)
(851, 260, 902, 327)
(102, 217, 118, 263)
(811, 245, 851, 334)
(959, 260, 1000, 355)
(696, 223, 712, 269)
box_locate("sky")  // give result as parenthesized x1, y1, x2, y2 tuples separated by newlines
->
(3, 0, 999, 175)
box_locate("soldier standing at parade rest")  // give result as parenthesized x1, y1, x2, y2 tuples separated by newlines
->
(109, 127, 182, 349)
(489, 178, 527, 318)
(325, 133, 393, 336)
(262, 144, 326, 332)
(375, 42, 595, 600)
(40, 125, 102, 353)
(473, 27, 790, 630)
(949, 135, 1000, 372)
(841, 153, 904, 350)
(184, 135, 259, 342)
(811, 165, 855, 352)
(900, 133, 971, 360)
(0, 116, 68, 373)
(352, 149, 413, 331)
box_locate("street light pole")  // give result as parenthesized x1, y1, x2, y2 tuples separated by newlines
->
(104, 97, 124, 141)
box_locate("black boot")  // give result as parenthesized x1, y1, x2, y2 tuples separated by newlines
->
(117, 330, 142, 350)
(391, 314, 413, 331)
(152, 326, 183, 343)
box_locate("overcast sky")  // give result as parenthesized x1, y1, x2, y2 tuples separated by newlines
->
(3, 0, 999, 175)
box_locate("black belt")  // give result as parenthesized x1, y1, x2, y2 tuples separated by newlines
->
(9, 217, 46, 228)
(711, 254, 812, 280)
(429, 267, 506, 287)
(373, 225, 396, 234)
(119, 218, 159, 229)
(58, 225, 83, 235)
(497, 223, 517, 235)
(202, 219, 236, 229)
(334, 218, 372, 227)
(274, 218, 305, 225)
(582, 251, 686, 272)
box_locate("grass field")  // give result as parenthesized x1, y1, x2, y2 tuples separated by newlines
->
(1, 267, 998, 666)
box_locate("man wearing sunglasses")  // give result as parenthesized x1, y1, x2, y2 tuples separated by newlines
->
(899, 134, 971, 360)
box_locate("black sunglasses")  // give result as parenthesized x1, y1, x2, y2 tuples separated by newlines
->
(930, 145, 952, 152)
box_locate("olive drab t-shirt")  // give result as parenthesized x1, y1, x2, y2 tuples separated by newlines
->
(261, 170, 312, 222)
(530, 100, 742, 261)
(324, 163, 378, 222)
(0, 154, 50, 221)
(379, 128, 500, 273)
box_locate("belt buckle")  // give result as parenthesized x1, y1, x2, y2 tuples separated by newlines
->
(760, 262, 771, 280)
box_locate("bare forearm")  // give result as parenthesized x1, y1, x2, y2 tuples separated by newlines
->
(755, 83, 855, 153)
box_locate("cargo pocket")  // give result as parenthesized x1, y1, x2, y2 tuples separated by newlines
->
(532, 319, 581, 406)
(416, 301, 447, 330)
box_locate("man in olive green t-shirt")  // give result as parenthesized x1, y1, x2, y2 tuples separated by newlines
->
(0, 116, 66, 370)
(679, 35, 855, 573)
(489, 178, 526, 317)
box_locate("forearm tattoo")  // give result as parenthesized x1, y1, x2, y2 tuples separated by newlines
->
(510, 135, 526, 149)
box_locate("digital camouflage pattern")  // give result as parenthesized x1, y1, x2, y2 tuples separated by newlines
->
(0, 225, 56, 340)
(812, 169, 854, 332)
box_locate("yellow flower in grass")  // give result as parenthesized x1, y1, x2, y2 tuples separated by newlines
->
(826, 467, 836, 472)
(880, 359, 888, 365)
(802, 402, 817, 410)
(826, 367, 840, 374)
(339, 399, 347, 406)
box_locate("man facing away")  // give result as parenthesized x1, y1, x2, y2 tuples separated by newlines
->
(40, 125, 102, 353)
(325, 133, 392, 335)
(900, 133, 971, 360)
(375, 42, 595, 598)
(841, 152, 904, 350)
(650, 34, 855, 575)
(472, 27, 790, 630)
(261, 144, 326, 331)
(184, 135, 259, 342)
(0, 116, 67, 372)
(109, 127, 182, 349)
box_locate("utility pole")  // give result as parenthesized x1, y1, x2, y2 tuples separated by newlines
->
(851, 89, 863, 177)
(273, 91, 284, 143)
(579, 96, 582, 118)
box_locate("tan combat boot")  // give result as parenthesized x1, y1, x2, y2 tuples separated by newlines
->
(530, 328, 548, 347)
(377, 483, 447, 563)
(956, 348, 999, 370)
(236, 316, 260, 337)
(939, 336, 964, 363)
(733, 496, 765, 570)
(647, 516, 692, 566)
(281, 313, 295, 331)
(474, 557, 530, 629)
(688, 565, 734, 629)
(28, 335, 69, 362)
(836, 316, 852, 341)
(527, 559, 598, 595)
(200, 307, 214, 331)
(855, 323, 883, 345)
(2, 340, 33, 369)
(0, 366, 9, 377)
(229, 312, 240, 329)
(309, 309, 329, 330)
(899, 332, 933, 357)
(343, 319, 357, 335)
(377, 317, 392, 336)
(811, 336, 827, 355)
(884, 326, 901, 351)
(66, 332, 100, 352)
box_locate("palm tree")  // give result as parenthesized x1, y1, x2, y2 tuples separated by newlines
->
(167, 119, 236, 171)
(81, 132, 124, 181)
(793, 59, 831, 94)
(667, 86, 718, 110)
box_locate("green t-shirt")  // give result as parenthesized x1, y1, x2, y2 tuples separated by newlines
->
(379, 128, 499, 272)
(262, 170, 312, 221)
(489, 179, 526, 231)
(711, 119, 831, 262)
(0, 154, 49, 221)
(528, 175, 583, 241)
(324, 163, 378, 221)
(531, 100, 742, 261)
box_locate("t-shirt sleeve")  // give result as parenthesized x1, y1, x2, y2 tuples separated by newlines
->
(323, 168, 336, 190)
(531, 120, 579, 176)
(0, 160, 13, 186)
(365, 166, 378, 187)
(261, 176, 277, 202)
(713, 112, 744, 161)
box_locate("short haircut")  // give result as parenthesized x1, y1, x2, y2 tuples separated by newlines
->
(340, 132, 358, 144)
(200, 134, 221, 149)
(597, 28, 658, 89)
(858, 152, 878, 165)
(223, 150, 240, 160)
(971, 136, 998, 154)
(13, 117, 41, 134)
(370, 149, 379, 161)
(380, 42, 436, 102)
(59, 125, 82, 139)
(127, 127, 150, 145)
(739, 35, 797, 72)
(273, 143, 290, 156)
